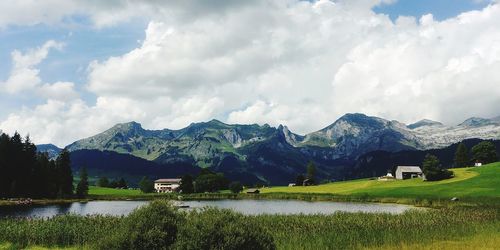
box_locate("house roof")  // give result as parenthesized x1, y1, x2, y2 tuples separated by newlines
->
(396, 166, 422, 173)
(154, 178, 182, 183)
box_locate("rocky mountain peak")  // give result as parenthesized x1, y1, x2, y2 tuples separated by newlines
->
(407, 119, 443, 129)
(458, 117, 498, 127)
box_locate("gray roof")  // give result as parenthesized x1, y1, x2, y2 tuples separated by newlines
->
(396, 166, 422, 172)
(155, 178, 182, 183)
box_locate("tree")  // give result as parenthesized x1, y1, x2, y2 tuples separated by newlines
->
(118, 178, 128, 189)
(56, 149, 73, 197)
(229, 181, 243, 194)
(75, 167, 89, 198)
(97, 177, 110, 187)
(422, 154, 453, 181)
(139, 176, 155, 193)
(306, 161, 316, 184)
(295, 174, 305, 186)
(179, 175, 194, 194)
(471, 141, 498, 164)
(194, 172, 228, 193)
(454, 142, 469, 168)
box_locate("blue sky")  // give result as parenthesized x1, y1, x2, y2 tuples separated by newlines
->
(0, 19, 146, 110)
(374, 0, 493, 21)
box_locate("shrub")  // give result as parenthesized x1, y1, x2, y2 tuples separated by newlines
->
(174, 207, 276, 250)
(229, 181, 243, 194)
(97, 199, 183, 250)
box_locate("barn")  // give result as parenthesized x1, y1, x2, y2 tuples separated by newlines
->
(395, 166, 423, 180)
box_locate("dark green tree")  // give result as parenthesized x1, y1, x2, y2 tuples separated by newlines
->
(96, 177, 110, 187)
(75, 167, 89, 198)
(295, 174, 305, 186)
(194, 172, 229, 193)
(117, 178, 128, 189)
(471, 141, 498, 164)
(179, 175, 194, 194)
(422, 154, 453, 181)
(306, 161, 316, 184)
(229, 181, 243, 194)
(454, 142, 469, 168)
(56, 149, 73, 197)
(139, 176, 155, 193)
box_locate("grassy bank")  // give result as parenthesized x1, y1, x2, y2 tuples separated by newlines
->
(261, 163, 500, 204)
(0, 200, 498, 249)
(79, 162, 500, 207)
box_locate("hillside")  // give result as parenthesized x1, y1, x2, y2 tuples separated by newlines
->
(262, 162, 500, 201)
(349, 138, 500, 179)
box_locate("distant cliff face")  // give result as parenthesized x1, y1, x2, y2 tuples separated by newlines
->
(59, 113, 500, 184)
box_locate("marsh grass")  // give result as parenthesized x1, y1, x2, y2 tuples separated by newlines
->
(0, 201, 498, 250)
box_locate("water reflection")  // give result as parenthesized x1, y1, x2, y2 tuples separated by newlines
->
(0, 200, 413, 218)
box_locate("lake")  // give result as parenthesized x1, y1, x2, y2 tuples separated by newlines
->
(0, 200, 414, 218)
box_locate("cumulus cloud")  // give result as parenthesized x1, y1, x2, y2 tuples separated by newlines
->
(2, 41, 63, 93)
(1, 0, 500, 146)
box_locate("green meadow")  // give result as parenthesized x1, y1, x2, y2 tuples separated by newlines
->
(261, 162, 500, 203)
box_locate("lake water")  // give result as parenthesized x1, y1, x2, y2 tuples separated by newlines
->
(0, 200, 414, 218)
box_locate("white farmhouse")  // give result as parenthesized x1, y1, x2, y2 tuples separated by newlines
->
(154, 178, 182, 193)
(395, 166, 423, 180)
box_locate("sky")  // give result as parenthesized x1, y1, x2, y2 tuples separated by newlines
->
(0, 0, 500, 147)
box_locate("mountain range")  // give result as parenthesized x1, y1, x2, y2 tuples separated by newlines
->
(37, 113, 500, 185)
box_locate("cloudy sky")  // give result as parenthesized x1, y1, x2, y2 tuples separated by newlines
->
(1, 0, 500, 147)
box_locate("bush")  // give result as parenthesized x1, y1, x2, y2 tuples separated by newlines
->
(229, 181, 243, 194)
(97, 199, 183, 250)
(174, 208, 276, 250)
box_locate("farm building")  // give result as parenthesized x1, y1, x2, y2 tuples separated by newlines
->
(378, 172, 395, 181)
(246, 188, 260, 194)
(154, 178, 182, 193)
(395, 166, 423, 180)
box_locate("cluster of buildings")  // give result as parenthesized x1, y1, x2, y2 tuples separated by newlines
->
(379, 166, 423, 181)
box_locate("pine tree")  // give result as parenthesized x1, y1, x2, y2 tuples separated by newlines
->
(139, 176, 154, 193)
(56, 149, 73, 198)
(306, 161, 316, 184)
(179, 175, 194, 194)
(422, 154, 453, 181)
(75, 167, 89, 198)
(454, 142, 469, 168)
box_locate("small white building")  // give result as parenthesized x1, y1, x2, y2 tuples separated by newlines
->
(154, 178, 182, 193)
(474, 162, 482, 167)
(378, 172, 395, 181)
(395, 166, 423, 180)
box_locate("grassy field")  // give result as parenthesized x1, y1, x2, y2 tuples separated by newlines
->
(261, 162, 500, 202)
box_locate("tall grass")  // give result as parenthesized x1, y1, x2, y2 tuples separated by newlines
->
(0, 201, 498, 249)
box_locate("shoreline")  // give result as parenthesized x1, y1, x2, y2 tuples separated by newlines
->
(1, 192, 496, 209)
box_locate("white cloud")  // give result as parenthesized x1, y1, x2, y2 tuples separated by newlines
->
(39, 82, 79, 101)
(1, 0, 500, 147)
(2, 41, 63, 93)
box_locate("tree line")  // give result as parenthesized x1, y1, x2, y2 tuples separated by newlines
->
(423, 141, 498, 181)
(0, 133, 73, 198)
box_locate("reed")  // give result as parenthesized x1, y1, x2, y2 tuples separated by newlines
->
(0, 201, 498, 249)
